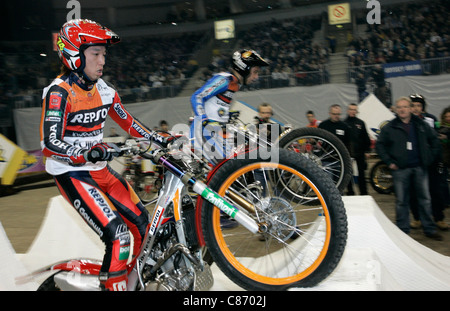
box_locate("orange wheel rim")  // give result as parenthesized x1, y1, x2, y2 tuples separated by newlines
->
(211, 162, 332, 285)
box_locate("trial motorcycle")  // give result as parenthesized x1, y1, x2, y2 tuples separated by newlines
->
(25, 131, 347, 291)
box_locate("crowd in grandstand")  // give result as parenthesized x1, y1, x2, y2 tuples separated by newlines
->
(103, 34, 203, 91)
(199, 16, 329, 89)
(0, 0, 449, 111)
(344, 0, 449, 104)
(347, 1, 449, 74)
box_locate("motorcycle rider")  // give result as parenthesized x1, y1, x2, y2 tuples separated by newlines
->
(40, 19, 169, 291)
(190, 49, 269, 164)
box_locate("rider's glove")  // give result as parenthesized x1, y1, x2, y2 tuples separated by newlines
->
(205, 121, 222, 127)
(151, 133, 175, 149)
(84, 142, 122, 163)
(229, 110, 240, 119)
(201, 114, 209, 127)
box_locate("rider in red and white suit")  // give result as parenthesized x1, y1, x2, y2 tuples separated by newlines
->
(40, 19, 168, 291)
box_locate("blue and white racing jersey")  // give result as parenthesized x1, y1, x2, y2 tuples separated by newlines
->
(190, 72, 240, 123)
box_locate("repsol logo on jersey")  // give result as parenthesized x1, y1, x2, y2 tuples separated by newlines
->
(69, 106, 110, 126)
(87, 187, 116, 221)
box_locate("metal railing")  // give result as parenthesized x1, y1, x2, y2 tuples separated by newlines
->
(6, 69, 330, 109)
(348, 56, 450, 83)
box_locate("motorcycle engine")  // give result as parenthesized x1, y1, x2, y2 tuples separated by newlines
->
(145, 226, 195, 291)
(145, 266, 194, 291)
(144, 216, 213, 291)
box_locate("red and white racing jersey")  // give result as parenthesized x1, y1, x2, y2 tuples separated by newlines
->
(40, 74, 153, 175)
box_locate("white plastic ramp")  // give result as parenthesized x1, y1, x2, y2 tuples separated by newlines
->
(211, 196, 450, 291)
(0, 222, 38, 290)
(17, 195, 104, 274)
(340, 195, 450, 291)
(5, 195, 450, 291)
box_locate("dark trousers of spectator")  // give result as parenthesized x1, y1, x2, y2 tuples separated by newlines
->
(410, 163, 446, 223)
(442, 168, 450, 206)
(347, 156, 368, 195)
(393, 166, 436, 235)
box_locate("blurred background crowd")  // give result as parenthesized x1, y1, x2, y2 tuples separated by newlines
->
(0, 0, 449, 140)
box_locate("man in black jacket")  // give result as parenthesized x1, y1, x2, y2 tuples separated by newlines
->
(376, 96, 442, 240)
(319, 104, 351, 150)
(345, 103, 371, 195)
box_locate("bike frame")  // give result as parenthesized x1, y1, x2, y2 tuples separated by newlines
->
(129, 149, 261, 290)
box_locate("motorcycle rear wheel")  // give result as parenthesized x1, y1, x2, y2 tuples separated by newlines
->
(278, 127, 352, 193)
(369, 160, 393, 194)
(201, 149, 348, 290)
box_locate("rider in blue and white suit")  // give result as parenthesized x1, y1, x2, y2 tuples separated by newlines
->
(190, 49, 269, 164)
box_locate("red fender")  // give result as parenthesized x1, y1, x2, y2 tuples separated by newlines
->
(17, 258, 103, 285)
(194, 146, 257, 246)
(51, 259, 102, 275)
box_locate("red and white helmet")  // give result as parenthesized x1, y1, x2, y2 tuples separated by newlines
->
(56, 19, 120, 72)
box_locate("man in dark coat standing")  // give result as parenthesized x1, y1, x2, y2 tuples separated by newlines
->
(319, 104, 351, 150)
(376, 96, 442, 241)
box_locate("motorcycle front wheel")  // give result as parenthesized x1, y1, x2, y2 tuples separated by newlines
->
(201, 149, 348, 290)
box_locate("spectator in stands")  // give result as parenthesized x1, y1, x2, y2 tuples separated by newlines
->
(348, 0, 449, 76)
(235, 16, 329, 87)
(376, 96, 442, 240)
(372, 64, 388, 107)
(355, 73, 368, 103)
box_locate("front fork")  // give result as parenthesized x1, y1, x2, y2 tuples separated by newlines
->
(150, 151, 261, 234)
(192, 182, 259, 233)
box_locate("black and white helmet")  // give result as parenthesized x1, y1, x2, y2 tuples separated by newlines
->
(231, 49, 269, 80)
(410, 93, 426, 110)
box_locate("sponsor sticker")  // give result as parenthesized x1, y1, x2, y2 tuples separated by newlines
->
(49, 92, 62, 110)
(46, 110, 62, 117)
(149, 206, 164, 236)
(119, 246, 130, 260)
(202, 188, 237, 218)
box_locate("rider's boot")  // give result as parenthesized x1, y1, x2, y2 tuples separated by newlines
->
(99, 271, 128, 291)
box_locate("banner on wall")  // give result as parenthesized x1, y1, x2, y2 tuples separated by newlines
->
(383, 60, 422, 78)
(0, 134, 27, 185)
